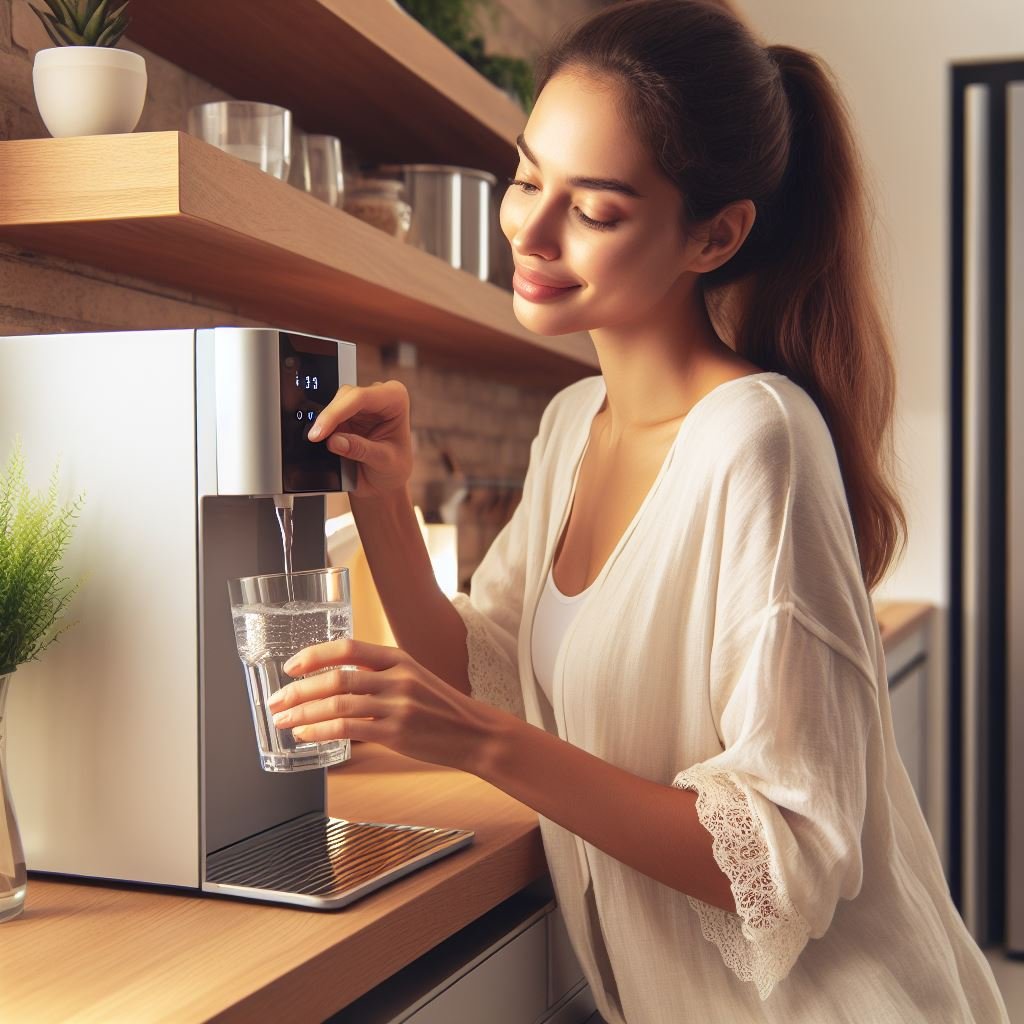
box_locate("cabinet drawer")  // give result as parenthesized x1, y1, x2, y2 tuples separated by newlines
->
(406, 915, 548, 1024)
(548, 905, 585, 1005)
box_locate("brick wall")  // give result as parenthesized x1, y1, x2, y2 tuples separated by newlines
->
(0, 0, 606, 591)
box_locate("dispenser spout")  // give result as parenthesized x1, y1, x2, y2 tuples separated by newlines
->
(272, 494, 295, 580)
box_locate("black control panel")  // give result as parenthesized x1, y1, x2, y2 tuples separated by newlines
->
(279, 332, 341, 492)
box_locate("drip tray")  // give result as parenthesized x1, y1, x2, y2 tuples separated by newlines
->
(204, 812, 475, 909)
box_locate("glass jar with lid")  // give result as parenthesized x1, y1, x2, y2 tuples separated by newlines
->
(342, 177, 412, 240)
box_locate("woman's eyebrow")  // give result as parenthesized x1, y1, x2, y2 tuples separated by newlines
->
(516, 133, 646, 199)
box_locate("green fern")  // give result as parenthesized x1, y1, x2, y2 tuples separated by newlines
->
(0, 439, 84, 673)
(29, 0, 131, 48)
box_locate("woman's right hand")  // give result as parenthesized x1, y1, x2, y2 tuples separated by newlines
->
(307, 380, 413, 500)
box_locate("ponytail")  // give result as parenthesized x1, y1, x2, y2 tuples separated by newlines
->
(707, 45, 907, 591)
(535, 1, 907, 591)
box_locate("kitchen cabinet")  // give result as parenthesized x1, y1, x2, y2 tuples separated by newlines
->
(330, 882, 593, 1024)
(877, 602, 934, 812)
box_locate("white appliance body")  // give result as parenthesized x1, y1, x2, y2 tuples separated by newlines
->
(0, 327, 357, 890)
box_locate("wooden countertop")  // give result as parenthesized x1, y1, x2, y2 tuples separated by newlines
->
(874, 600, 934, 651)
(0, 744, 546, 1023)
(0, 600, 932, 1022)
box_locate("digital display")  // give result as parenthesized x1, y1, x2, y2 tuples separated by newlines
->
(279, 332, 341, 492)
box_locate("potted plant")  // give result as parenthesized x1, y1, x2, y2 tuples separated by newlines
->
(0, 440, 83, 923)
(29, 0, 146, 138)
(395, 0, 535, 113)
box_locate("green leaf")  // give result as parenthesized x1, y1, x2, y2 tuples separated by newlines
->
(81, 0, 104, 25)
(50, 18, 88, 44)
(81, 0, 109, 43)
(95, 14, 127, 47)
(0, 439, 84, 669)
(107, 1, 129, 25)
(53, 0, 81, 31)
(29, 6, 67, 47)
(35, 0, 67, 25)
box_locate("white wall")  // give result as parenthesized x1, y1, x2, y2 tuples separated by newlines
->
(733, 0, 1024, 867)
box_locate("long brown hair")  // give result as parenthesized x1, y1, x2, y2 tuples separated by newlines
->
(533, 0, 906, 591)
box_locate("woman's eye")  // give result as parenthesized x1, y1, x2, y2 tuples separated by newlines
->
(507, 177, 539, 195)
(573, 208, 617, 231)
(505, 178, 618, 232)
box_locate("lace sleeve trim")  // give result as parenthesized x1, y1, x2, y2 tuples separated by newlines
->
(673, 763, 812, 1001)
(450, 593, 525, 719)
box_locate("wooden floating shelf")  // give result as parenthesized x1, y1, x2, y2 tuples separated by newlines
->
(127, 0, 527, 182)
(0, 133, 598, 386)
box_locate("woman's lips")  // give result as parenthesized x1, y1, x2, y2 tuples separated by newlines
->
(512, 269, 581, 302)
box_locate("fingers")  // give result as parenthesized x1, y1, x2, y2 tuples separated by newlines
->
(284, 637, 404, 677)
(324, 429, 388, 464)
(290, 717, 376, 744)
(269, 667, 388, 715)
(272, 691, 386, 731)
(307, 381, 406, 443)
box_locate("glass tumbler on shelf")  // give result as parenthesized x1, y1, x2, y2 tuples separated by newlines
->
(305, 134, 345, 206)
(288, 128, 311, 192)
(228, 567, 353, 772)
(186, 101, 292, 180)
(343, 177, 412, 240)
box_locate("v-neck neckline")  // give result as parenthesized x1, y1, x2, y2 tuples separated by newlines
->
(549, 370, 785, 599)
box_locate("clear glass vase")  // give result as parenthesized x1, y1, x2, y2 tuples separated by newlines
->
(0, 670, 27, 922)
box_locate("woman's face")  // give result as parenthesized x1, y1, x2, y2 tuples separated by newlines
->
(499, 70, 695, 338)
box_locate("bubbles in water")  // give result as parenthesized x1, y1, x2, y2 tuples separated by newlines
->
(232, 601, 352, 666)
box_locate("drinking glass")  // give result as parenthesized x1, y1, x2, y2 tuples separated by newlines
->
(228, 567, 352, 772)
(305, 134, 345, 206)
(288, 128, 311, 192)
(186, 101, 292, 180)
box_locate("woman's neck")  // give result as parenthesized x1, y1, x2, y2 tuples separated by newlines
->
(589, 294, 758, 436)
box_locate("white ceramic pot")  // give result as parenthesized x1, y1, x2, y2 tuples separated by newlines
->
(32, 46, 147, 138)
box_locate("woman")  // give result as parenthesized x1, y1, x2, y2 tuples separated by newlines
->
(268, 2, 1010, 1020)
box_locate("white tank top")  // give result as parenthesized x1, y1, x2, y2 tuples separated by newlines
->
(530, 563, 593, 705)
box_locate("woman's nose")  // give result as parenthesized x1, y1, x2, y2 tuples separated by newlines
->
(509, 201, 561, 261)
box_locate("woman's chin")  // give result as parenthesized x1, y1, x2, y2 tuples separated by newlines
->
(511, 296, 587, 336)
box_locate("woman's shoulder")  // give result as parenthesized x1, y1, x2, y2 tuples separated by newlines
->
(695, 371, 839, 472)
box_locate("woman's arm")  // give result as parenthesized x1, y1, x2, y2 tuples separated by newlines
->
(303, 379, 473, 695)
(349, 486, 472, 696)
(476, 705, 738, 913)
(270, 636, 737, 914)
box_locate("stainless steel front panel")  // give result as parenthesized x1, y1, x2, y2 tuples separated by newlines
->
(196, 326, 359, 497)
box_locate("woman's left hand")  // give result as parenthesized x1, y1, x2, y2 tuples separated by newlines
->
(267, 637, 498, 774)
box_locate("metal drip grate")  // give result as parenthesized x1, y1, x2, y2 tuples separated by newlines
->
(204, 814, 474, 909)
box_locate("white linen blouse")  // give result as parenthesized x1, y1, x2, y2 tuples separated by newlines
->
(449, 372, 1009, 1023)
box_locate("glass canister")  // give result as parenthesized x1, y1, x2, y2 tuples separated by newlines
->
(343, 177, 412, 241)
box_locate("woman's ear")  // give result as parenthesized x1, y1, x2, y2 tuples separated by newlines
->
(688, 199, 757, 274)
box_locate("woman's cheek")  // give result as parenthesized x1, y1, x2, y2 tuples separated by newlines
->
(499, 190, 522, 244)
